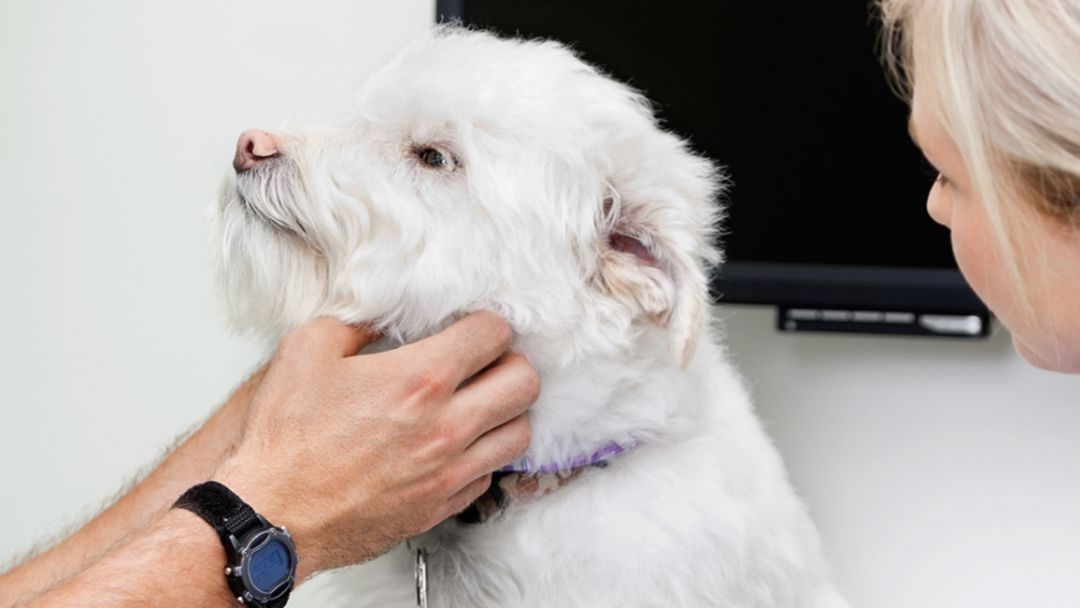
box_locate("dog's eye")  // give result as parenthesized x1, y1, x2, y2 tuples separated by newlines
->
(416, 146, 454, 170)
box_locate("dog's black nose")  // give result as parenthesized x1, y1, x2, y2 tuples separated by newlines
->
(234, 129, 281, 173)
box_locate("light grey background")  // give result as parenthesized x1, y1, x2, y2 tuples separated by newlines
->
(0, 2, 1077, 607)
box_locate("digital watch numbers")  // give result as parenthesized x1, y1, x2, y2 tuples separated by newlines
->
(249, 540, 290, 592)
(227, 526, 298, 605)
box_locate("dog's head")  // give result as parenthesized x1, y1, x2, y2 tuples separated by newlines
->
(214, 27, 723, 367)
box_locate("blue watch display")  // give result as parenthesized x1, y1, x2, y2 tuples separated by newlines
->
(248, 536, 293, 593)
(228, 522, 298, 605)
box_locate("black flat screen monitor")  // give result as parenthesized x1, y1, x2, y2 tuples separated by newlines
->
(437, 0, 991, 337)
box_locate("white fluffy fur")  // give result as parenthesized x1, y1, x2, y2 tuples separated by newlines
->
(212, 27, 848, 608)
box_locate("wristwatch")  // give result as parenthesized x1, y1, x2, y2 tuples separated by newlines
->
(173, 481, 298, 607)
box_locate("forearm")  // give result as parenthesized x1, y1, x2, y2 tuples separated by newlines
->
(24, 509, 236, 608)
(0, 365, 266, 606)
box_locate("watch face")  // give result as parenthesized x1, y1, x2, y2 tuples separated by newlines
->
(249, 538, 293, 593)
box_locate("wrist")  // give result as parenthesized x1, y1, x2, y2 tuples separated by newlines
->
(173, 482, 299, 607)
(210, 461, 321, 582)
(29, 509, 234, 608)
(129, 509, 237, 605)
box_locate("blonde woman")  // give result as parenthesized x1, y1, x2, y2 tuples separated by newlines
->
(879, 0, 1080, 372)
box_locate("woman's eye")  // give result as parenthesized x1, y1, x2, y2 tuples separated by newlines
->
(417, 147, 452, 169)
(935, 173, 951, 187)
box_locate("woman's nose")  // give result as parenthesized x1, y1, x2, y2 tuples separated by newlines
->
(926, 183, 953, 229)
(233, 129, 281, 173)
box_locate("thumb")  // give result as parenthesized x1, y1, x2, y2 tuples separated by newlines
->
(306, 316, 382, 357)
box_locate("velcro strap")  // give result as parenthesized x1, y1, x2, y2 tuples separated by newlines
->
(174, 481, 262, 539)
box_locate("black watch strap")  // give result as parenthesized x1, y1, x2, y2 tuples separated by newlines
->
(174, 481, 262, 539)
(174, 482, 293, 608)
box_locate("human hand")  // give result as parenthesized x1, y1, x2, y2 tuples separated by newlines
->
(212, 311, 537, 579)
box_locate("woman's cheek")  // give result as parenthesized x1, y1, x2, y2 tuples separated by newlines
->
(949, 204, 1012, 324)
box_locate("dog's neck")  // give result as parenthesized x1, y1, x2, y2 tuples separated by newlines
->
(446, 323, 712, 525)
(513, 323, 708, 470)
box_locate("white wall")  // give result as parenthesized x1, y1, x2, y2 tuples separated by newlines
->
(1, 2, 1077, 607)
(0, 1, 432, 605)
(719, 305, 1080, 608)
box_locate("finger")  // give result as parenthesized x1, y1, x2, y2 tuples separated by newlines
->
(443, 473, 493, 520)
(456, 414, 531, 481)
(305, 316, 382, 357)
(447, 352, 540, 445)
(397, 311, 513, 387)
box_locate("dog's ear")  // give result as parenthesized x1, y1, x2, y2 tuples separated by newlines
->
(592, 148, 723, 367)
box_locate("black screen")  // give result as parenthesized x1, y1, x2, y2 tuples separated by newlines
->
(447, 0, 953, 270)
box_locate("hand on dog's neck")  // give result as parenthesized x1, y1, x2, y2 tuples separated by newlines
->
(358, 306, 708, 471)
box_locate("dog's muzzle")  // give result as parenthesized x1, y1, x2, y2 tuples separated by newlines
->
(229, 141, 308, 238)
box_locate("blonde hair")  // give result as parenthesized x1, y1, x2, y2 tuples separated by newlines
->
(878, 0, 1080, 295)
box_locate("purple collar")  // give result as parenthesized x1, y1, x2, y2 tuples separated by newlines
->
(500, 439, 638, 475)
(457, 438, 642, 525)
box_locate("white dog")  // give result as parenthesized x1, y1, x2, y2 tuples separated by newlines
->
(213, 27, 848, 608)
